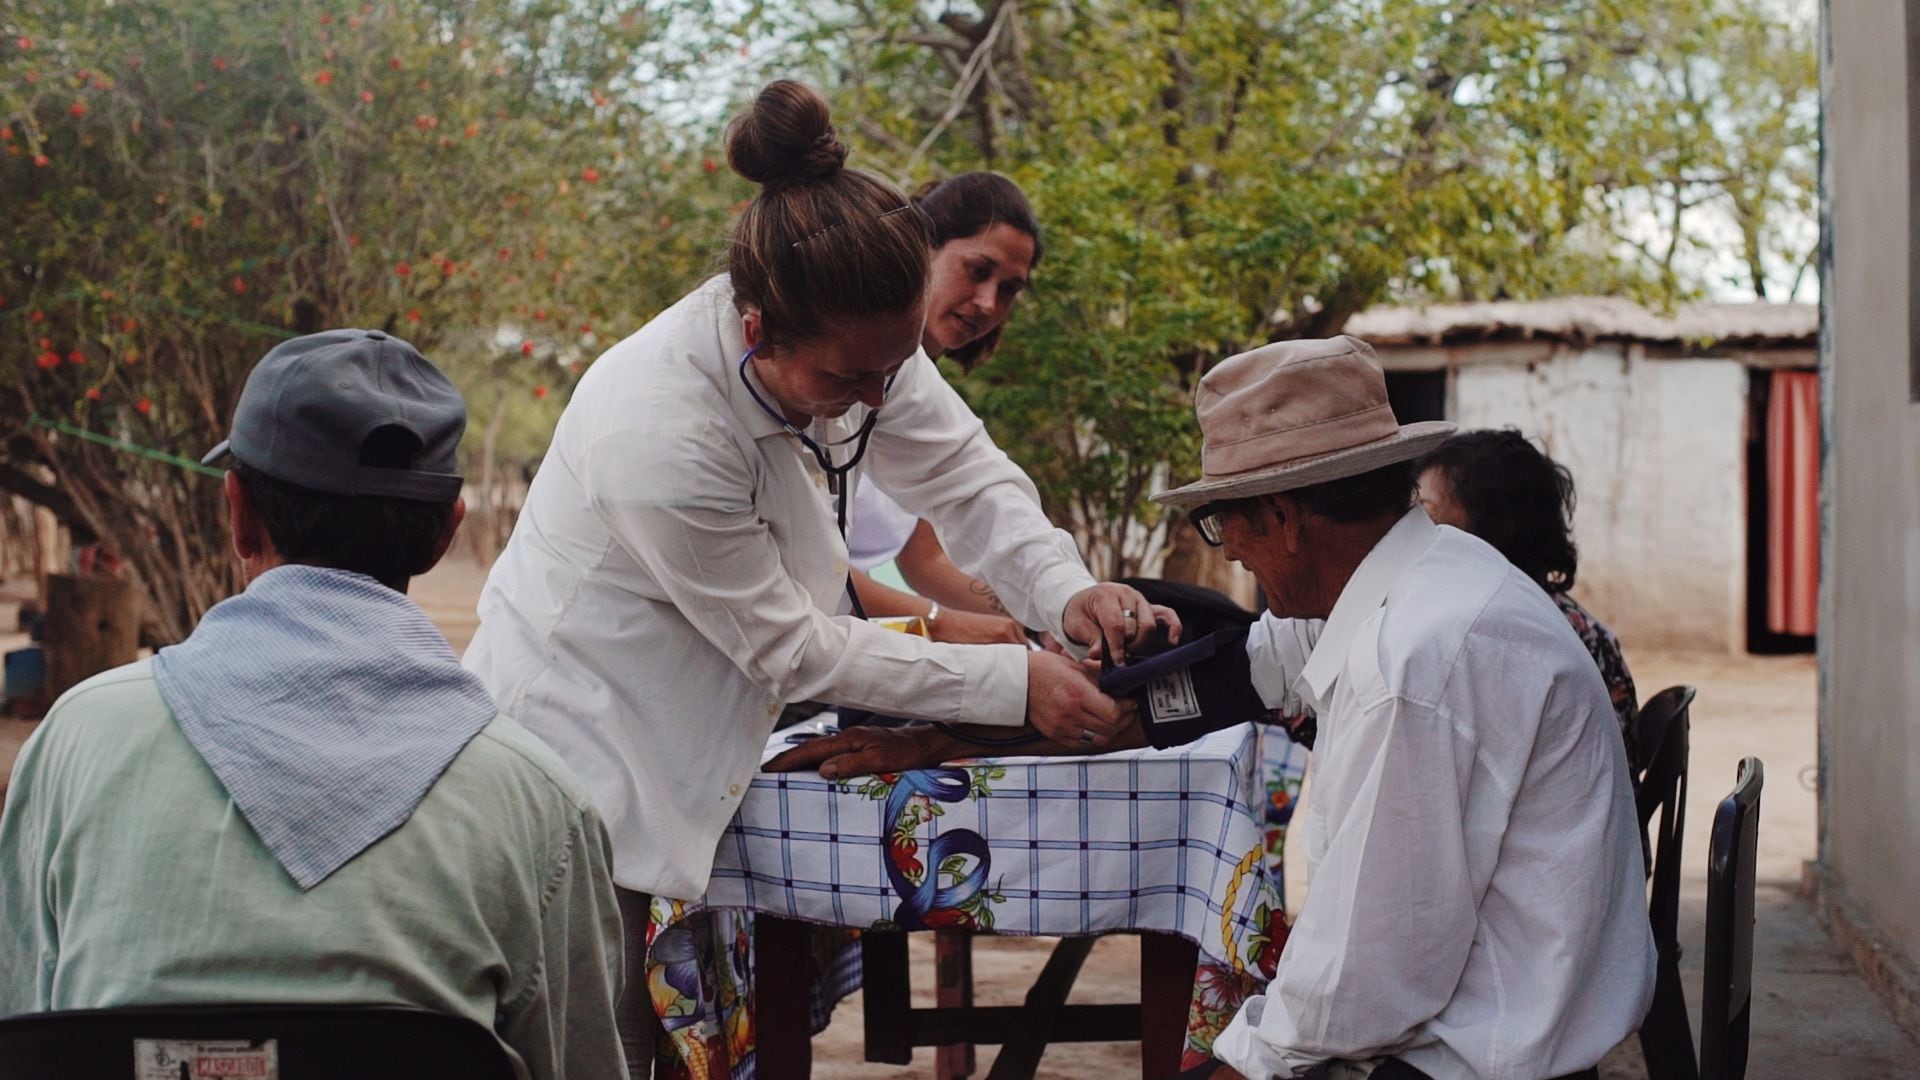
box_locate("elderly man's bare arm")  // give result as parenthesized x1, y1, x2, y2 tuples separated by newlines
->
(763, 712, 1147, 781)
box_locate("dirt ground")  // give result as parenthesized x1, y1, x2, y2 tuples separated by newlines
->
(6, 556, 1914, 1076)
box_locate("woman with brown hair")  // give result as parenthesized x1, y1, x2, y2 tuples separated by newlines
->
(849, 171, 1050, 640)
(462, 81, 1174, 1071)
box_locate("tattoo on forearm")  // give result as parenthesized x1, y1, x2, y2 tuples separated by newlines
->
(969, 578, 1007, 614)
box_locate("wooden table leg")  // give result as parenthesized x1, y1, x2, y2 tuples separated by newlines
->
(755, 914, 815, 1080)
(1139, 932, 1199, 1080)
(861, 929, 913, 1064)
(934, 930, 976, 1079)
(984, 936, 1096, 1080)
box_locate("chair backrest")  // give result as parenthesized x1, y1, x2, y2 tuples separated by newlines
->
(1636, 686, 1696, 929)
(1633, 686, 1700, 1080)
(1700, 757, 1763, 1080)
(0, 1004, 517, 1080)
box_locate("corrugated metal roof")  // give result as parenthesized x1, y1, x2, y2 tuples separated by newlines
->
(1345, 296, 1817, 347)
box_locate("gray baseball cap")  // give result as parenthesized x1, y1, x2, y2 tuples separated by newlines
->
(203, 329, 466, 502)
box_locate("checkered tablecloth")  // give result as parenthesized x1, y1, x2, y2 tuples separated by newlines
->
(646, 721, 1309, 1079)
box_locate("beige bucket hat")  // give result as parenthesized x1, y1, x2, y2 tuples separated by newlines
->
(1153, 335, 1455, 513)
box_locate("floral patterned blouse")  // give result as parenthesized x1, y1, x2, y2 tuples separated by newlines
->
(1553, 592, 1639, 763)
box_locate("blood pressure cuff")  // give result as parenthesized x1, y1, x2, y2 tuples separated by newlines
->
(1099, 626, 1269, 749)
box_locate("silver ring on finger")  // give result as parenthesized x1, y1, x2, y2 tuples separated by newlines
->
(1078, 729, 1096, 745)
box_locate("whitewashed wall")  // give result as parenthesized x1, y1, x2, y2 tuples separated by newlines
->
(1821, 0, 1920, 975)
(1451, 346, 1749, 653)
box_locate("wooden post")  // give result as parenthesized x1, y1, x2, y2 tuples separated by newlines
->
(754, 914, 816, 1080)
(1139, 932, 1200, 1080)
(934, 930, 976, 1079)
(43, 573, 141, 701)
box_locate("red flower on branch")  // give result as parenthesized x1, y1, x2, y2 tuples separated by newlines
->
(703, 158, 717, 174)
(16, 37, 32, 51)
(393, 261, 411, 277)
(359, 90, 374, 103)
(67, 350, 85, 365)
(520, 341, 535, 356)
(406, 308, 421, 322)
(231, 277, 246, 295)
(135, 398, 152, 415)
(315, 70, 334, 86)
(213, 57, 228, 72)
(69, 102, 87, 118)
(413, 114, 438, 131)
(532, 385, 548, 399)
(85, 388, 102, 402)
(33, 154, 48, 168)
(35, 352, 60, 370)
(581, 167, 600, 183)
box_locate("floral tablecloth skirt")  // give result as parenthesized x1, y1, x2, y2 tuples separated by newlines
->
(646, 722, 1310, 1077)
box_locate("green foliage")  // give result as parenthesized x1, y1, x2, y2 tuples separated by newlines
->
(0, 0, 747, 634)
(0, 0, 1818, 611)
(779, 0, 1815, 575)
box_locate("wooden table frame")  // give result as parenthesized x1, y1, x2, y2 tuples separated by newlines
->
(755, 914, 1199, 1079)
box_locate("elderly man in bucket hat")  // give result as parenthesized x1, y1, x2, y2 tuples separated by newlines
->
(0, 330, 626, 1080)
(1161, 337, 1652, 1080)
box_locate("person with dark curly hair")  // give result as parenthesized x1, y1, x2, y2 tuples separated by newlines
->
(1415, 429, 1639, 760)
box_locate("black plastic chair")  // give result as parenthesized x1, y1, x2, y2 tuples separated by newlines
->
(1633, 685, 1697, 1080)
(0, 1004, 517, 1079)
(1700, 757, 1763, 1080)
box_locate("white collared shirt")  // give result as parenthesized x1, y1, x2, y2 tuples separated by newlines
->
(1214, 508, 1654, 1079)
(464, 277, 1096, 898)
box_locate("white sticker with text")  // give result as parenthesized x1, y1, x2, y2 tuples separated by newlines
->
(1148, 669, 1203, 722)
(134, 1039, 278, 1080)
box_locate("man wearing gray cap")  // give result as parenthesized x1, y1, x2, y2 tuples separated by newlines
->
(0, 330, 626, 1079)
(1160, 337, 1652, 1080)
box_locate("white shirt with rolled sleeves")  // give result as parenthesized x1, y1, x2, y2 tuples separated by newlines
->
(463, 276, 1096, 899)
(1213, 508, 1654, 1079)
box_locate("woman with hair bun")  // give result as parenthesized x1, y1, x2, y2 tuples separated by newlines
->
(463, 81, 1176, 1070)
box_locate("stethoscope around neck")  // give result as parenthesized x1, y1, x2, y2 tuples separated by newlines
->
(737, 345, 894, 541)
(741, 345, 1042, 749)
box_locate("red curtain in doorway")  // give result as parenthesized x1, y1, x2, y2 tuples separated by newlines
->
(1766, 370, 1820, 636)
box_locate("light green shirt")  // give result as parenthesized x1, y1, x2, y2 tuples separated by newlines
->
(0, 660, 626, 1080)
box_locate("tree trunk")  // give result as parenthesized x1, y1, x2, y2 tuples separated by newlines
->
(43, 573, 142, 701)
(468, 380, 511, 564)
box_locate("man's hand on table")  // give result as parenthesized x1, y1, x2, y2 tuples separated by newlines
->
(763, 712, 1148, 781)
(764, 724, 966, 780)
(1062, 582, 1183, 665)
